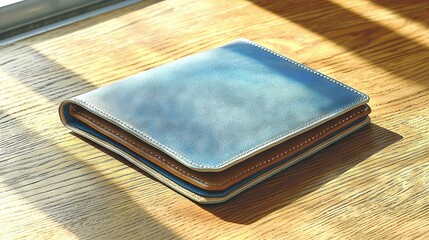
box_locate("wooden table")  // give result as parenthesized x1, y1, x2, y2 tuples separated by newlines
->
(1, 0, 428, 239)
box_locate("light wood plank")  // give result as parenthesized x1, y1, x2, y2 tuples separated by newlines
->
(1, 0, 428, 239)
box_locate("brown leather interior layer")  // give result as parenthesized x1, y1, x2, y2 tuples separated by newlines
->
(69, 104, 370, 191)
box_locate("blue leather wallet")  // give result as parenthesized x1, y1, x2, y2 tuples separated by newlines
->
(59, 39, 370, 203)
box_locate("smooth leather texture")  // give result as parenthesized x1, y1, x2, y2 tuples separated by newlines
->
(60, 39, 369, 172)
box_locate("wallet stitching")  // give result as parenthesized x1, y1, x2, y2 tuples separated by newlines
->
(237, 39, 367, 98)
(220, 107, 368, 186)
(73, 106, 368, 187)
(74, 39, 369, 170)
(223, 39, 369, 167)
(72, 107, 211, 186)
(75, 99, 193, 163)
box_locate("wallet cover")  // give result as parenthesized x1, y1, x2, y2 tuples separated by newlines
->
(59, 39, 370, 203)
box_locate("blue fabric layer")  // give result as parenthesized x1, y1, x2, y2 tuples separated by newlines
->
(63, 103, 367, 198)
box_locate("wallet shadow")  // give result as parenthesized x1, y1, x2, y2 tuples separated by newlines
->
(198, 123, 402, 224)
(73, 122, 402, 225)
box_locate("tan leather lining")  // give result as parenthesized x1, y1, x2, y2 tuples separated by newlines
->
(69, 104, 370, 191)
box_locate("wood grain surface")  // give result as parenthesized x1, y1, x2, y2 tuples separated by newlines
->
(1, 0, 428, 239)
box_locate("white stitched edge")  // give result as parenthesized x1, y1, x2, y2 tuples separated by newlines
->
(75, 98, 192, 161)
(71, 39, 369, 170)
(66, 115, 371, 204)
(217, 39, 368, 167)
(72, 108, 211, 186)
(218, 107, 368, 185)
(73, 105, 368, 187)
(237, 39, 367, 97)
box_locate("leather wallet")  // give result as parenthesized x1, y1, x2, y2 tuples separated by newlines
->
(59, 39, 371, 204)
